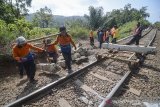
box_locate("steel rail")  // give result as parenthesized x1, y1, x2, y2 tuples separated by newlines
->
(117, 27, 152, 43)
(5, 29, 153, 107)
(98, 29, 157, 107)
(5, 60, 101, 107)
(147, 29, 157, 47)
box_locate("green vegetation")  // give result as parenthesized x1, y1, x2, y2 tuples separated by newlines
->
(85, 4, 150, 30)
(70, 26, 89, 40)
(0, 0, 32, 23)
(32, 6, 53, 28)
(118, 21, 137, 39)
(0, 19, 59, 42)
(153, 21, 160, 28)
(117, 19, 150, 39)
(84, 6, 104, 30)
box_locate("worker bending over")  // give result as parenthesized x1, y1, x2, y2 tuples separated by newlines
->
(43, 38, 58, 63)
(12, 36, 44, 82)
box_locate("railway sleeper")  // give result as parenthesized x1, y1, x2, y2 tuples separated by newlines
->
(96, 53, 141, 74)
(96, 54, 139, 64)
(102, 43, 156, 54)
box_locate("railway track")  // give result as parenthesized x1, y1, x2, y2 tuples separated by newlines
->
(99, 29, 157, 107)
(117, 27, 152, 45)
(111, 29, 158, 107)
(4, 28, 156, 107)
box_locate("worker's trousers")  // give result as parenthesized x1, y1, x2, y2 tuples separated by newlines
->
(62, 51, 72, 70)
(126, 35, 141, 45)
(18, 60, 36, 81)
(90, 37, 94, 46)
(60, 44, 72, 70)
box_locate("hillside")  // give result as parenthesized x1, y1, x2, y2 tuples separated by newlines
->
(25, 13, 85, 26)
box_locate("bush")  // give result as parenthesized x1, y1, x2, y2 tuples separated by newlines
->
(139, 19, 151, 29)
(0, 20, 17, 45)
(42, 28, 58, 35)
(28, 27, 58, 39)
(118, 21, 137, 39)
(29, 27, 44, 38)
(0, 20, 8, 44)
(154, 21, 160, 28)
(0, 19, 60, 55)
(70, 26, 90, 40)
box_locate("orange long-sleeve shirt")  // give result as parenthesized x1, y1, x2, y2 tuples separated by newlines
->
(45, 44, 57, 53)
(103, 31, 109, 41)
(53, 34, 76, 47)
(90, 30, 94, 37)
(111, 28, 119, 38)
(12, 43, 43, 61)
(106, 31, 109, 37)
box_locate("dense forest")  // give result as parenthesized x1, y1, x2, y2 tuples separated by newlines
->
(0, 0, 160, 55)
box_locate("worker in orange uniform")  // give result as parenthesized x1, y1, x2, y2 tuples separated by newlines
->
(12, 36, 44, 82)
(126, 22, 143, 45)
(53, 26, 76, 73)
(126, 22, 143, 64)
(103, 28, 110, 43)
(110, 27, 115, 39)
(111, 25, 119, 44)
(89, 30, 94, 47)
(44, 38, 58, 63)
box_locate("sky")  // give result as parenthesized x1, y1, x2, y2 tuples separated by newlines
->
(29, 0, 160, 23)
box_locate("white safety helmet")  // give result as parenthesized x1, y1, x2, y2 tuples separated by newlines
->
(16, 36, 26, 45)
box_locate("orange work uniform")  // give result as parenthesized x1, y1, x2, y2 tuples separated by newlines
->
(111, 28, 119, 39)
(103, 31, 109, 42)
(13, 43, 43, 61)
(90, 30, 94, 37)
(53, 34, 76, 70)
(89, 30, 94, 46)
(45, 44, 57, 53)
(53, 34, 76, 47)
(45, 44, 58, 63)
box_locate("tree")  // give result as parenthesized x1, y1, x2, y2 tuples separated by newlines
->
(32, 6, 53, 28)
(153, 21, 160, 28)
(66, 18, 87, 28)
(0, 0, 17, 23)
(101, 4, 150, 29)
(14, 18, 32, 36)
(123, 4, 132, 22)
(5, 0, 32, 18)
(84, 6, 104, 30)
(130, 8, 141, 21)
(139, 19, 151, 29)
(0, 0, 32, 23)
(139, 6, 150, 20)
